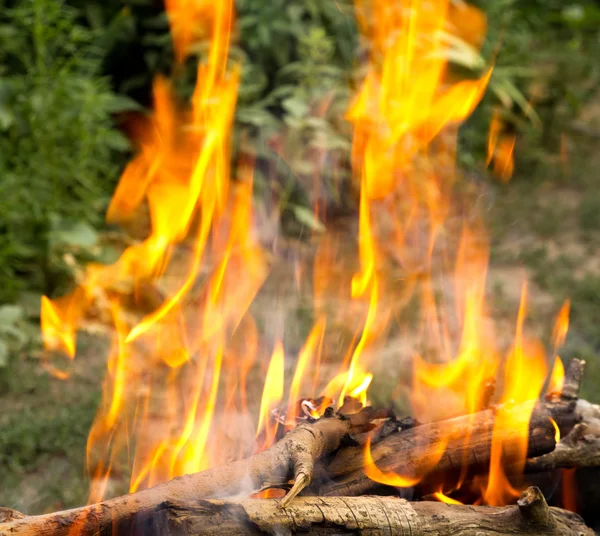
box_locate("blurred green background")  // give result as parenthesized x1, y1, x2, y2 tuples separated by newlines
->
(1, 0, 600, 515)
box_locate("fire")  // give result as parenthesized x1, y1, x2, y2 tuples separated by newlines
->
(548, 358, 565, 397)
(487, 112, 516, 181)
(433, 491, 463, 505)
(550, 417, 561, 443)
(287, 318, 326, 423)
(364, 436, 421, 488)
(547, 300, 569, 397)
(553, 300, 570, 350)
(483, 284, 548, 506)
(257, 341, 284, 446)
(39, 0, 574, 511)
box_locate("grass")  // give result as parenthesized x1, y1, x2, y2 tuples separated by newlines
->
(0, 333, 106, 514)
(486, 141, 600, 404)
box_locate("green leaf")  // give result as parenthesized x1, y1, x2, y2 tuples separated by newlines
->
(51, 221, 98, 249)
(104, 94, 143, 114)
(237, 107, 278, 129)
(0, 305, 24, 326)
(0, 339, 8, 368)
(0, 104, 14, 131)
(282, 96, 309, 118)
(291, 205, 325, 232)
(104, 130, 132, 152)
(0, 324, 28, 346)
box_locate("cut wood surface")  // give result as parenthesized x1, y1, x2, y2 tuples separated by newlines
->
(2, 489, 592, 536)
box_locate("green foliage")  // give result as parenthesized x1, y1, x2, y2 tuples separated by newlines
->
(0, 0, 133, 303)
(579, 192, 600, 235)
(464, 0, 600, 174)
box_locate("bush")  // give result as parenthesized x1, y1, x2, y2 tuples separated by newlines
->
(0, 0, 133, 302)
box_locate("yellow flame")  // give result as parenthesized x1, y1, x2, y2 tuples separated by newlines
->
(487, 112, 515, 181)
(287, 318, 326, 423)
(550, 417, 560, 443)
(484, 283, 548, 506)
(433, 491, 463, 505)
(363, 436, 422, 487)
(257, 341, 285, 443)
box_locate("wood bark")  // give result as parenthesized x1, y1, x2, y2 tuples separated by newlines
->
(2, 489, 592, 536)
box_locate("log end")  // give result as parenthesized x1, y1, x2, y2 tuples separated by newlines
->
(517, 486, 594, 536)
(517, 486, 554, 527)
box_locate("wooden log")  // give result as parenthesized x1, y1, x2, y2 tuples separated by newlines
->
(2, 488, 592, 535)
(318, 403, 557, 496)
(0, 360, 594, 535)
(526, 399, 600, 473)
(319, 359, 587, 497)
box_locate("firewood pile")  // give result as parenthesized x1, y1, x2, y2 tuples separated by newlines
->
(1, 358, 598, 535)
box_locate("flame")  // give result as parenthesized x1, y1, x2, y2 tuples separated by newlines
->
(363, 436, 421, 487)
(484, 283, 548, 506)
(433, 491, 463, 505)
(39, 0, 576, 510)
(287, 318, 326, 423)
(487, 112, 515, 181)
(552, 300, 570, 351)
(547, 357, 565, 397)
(42, 0, 274, 498)
(257, 341, 284, 445)
(547, 301, 569, 397)
(550, 417, 560, 443)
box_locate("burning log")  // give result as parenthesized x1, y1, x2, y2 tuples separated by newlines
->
(526, 401, 600, 473)
(1, 489, 592, 536)
(318, 403, 557, 497)
(318, 359, 588, 497)
(1, 361, 597, 535)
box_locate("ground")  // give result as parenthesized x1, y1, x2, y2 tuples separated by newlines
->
(1, 131, 599, 516)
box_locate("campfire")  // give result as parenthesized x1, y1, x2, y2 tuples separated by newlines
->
(2, 0, 599, 534)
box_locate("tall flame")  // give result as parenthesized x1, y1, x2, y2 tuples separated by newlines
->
(483, 284, 548, 505)
(39, 0, 573, 510)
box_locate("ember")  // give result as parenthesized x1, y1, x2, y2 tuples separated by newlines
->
(3, 0, 600, 534)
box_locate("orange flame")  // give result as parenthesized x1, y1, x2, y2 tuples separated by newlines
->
(287, 318, 326, 423)
(487, 112, 515, 181)
(363, 436, 421, 487)
(547, 357, 565, 398)
(257, 341, 285, 445)
(552, 300, 570, 351)
(433, 491, 463, 505)
(550, 417, 560, 443)
(484, 283, 548, 506)
(547, 301, 569, 397)
(39, 0, 575, 511)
